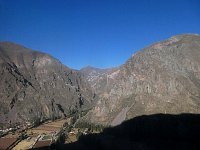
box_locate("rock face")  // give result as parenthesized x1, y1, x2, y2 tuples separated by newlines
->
(82, 34, 200, 125)
(1, 34, 200, 127)
(0, 42, 93, 127)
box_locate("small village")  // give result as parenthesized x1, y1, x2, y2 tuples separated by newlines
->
(0, 116, 104, 150)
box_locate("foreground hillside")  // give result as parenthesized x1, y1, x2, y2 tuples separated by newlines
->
(62, 114, 200, 150)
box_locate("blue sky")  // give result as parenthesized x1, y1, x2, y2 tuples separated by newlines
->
(0, 0, 200, 69)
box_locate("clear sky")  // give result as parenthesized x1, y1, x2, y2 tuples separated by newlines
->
(0, 0, 200, 69)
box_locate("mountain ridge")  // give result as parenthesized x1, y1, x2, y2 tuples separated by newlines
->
(80, 34, 200, 125)
(0, 42, 94, 128)
(0, 33, 200, 128)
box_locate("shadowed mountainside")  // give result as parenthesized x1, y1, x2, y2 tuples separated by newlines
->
(60, 114, 200, 150)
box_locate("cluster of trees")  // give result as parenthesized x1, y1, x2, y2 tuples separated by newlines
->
(0, 123, 4, 129)
(75, 122, 106, 132)
(68, 108, 91, 125)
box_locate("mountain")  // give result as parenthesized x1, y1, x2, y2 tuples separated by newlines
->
(0, 34, 200, 128)
(80, 66, 117, 94)
(0, 42, 93, 128)
(81, 34, 200, 125)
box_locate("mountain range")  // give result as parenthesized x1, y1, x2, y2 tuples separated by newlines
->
(0, 34, 200, 128)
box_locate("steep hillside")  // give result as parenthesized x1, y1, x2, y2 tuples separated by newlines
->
(83, 34, 200, 125)
(1, 34, 200, 128)
(0, 42, 93, 128)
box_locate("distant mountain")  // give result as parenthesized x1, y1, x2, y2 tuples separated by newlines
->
(0, 42, 93, 128)
(81, 34, 200, 125)
(80, 66, 117, 93)
(1, 34, 200, 128)
(80, 66, 109, 85)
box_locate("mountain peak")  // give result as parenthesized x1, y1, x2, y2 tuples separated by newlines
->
(0, 41, 31, 55)
(169, 33, 200, 40)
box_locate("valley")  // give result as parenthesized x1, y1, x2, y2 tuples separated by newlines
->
(0, 115, 104, 149)
(0, 34, 200, 149)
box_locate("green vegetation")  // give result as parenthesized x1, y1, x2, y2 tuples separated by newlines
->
(68, 108, 92, 125)
(68, 108, 91, 118)
(0, 123, 4, 129)
(76, 131, 83, 140)
(32, 118, 41, 127)
(75, 122, 106, 132)
(41, 135, 52, 140)
(79, 108, 92, 117)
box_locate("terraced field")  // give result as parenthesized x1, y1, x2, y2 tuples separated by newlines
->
(11, 119, 68, 149)
(28, 119, 68, 135)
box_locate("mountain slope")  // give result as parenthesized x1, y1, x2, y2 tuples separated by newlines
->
(1, 34, 200, 128)
(82, 34, 200, 125)
(0, 42, 93, 128)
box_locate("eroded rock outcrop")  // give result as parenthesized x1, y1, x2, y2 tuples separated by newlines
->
(0, 42, 93, 127)
(82, 34, 200, 125)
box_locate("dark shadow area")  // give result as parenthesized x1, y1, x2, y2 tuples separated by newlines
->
(34, 114, 200, 150)
(31, 146, 50, 150)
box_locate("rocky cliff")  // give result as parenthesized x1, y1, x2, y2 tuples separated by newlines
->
(0, 42, 93, 127)
(82, 34, 200, 125)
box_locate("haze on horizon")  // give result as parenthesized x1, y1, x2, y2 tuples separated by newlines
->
(0, 0, 200, 69)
